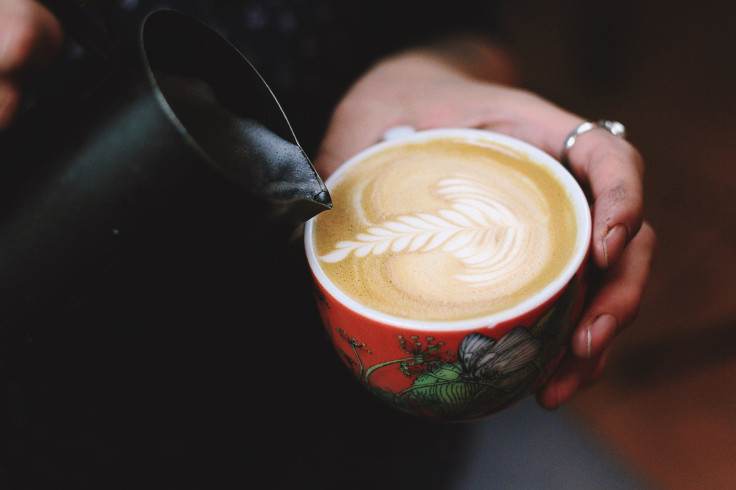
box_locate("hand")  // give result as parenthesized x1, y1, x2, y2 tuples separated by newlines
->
(0, 0, 63, 130)
(315, 35, 657, 409)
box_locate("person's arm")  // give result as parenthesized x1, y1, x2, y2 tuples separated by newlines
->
(315, 33, 657, 409)
(0, 0, 64, 130)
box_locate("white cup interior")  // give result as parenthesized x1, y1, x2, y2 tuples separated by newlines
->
(304, 128, 592, 331)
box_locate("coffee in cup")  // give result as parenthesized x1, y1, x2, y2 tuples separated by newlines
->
(305, 128, 591, 420)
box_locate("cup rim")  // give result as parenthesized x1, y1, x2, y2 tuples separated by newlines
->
(304, 127, 592, 331)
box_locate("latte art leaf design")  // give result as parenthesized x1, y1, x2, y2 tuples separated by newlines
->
(320, 175, 548, 287)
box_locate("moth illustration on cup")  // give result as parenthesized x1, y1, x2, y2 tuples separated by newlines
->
(304, 127, 592, 421)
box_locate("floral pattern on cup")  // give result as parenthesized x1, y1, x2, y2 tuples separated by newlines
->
(313, 274, 583, 421)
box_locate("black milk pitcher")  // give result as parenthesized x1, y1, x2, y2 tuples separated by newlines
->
(0, 9, 332, 330)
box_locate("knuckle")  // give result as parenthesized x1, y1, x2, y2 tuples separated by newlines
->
(596, 182, 643, 227)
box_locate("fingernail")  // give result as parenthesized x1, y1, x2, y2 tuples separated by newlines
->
(603, 224, 628, 268)
(585, 314, 618, 358)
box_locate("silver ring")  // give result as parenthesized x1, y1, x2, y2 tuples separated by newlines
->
(561, 120, 627, 167)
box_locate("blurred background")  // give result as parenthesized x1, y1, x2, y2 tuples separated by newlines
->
(499, 0, 736, 488)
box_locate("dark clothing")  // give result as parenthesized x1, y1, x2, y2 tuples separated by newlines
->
(32, 0, 502, 153)
(1, 2, 501, 488)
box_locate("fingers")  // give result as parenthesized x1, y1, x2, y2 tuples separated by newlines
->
(0, 0, 63, 129)
(536, 350, 608, 410)
(535, 221, 655, 410)
(490, 94, 645, 272)
(565, 128, 645, 270)
(572, 221, 656, 359)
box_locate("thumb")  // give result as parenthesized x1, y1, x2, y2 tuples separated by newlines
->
(314, 118, 387, 180)
(313, 92, 406, 179)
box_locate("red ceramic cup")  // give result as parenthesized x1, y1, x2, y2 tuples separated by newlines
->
(304, 128, 592, 421)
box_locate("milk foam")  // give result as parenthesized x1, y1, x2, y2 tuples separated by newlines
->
(312, 138, 577, 321)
